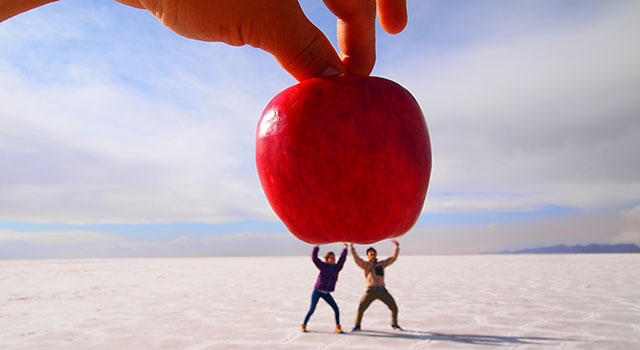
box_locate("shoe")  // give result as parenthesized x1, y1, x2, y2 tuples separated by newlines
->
(301, 324, 307, 333)
(391, 324, 403, 331)
(351, 325, 361, 332)
(335, 325, 344, 333)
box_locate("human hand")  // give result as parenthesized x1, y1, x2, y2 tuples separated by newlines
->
(391, 239, 399, 246)
(113, 0, 407, 81)
(2, 1, 407, 81)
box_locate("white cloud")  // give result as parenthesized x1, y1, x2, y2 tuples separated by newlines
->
(0, 0, 292, 224)
(0, 62, 277, 224)
(613, 205, 640, 243)
(2, 202, 638, 258)
(0, 229, 310, 259)
(0, 229, 132, 258)
(403, 209, 634, 255)
(396, 1, 640, 214)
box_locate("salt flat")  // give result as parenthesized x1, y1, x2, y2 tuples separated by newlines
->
(1, 254, 639, 349)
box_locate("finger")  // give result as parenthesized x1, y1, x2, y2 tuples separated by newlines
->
(376, 0, 407, 34)
(323, 0, 376, 76)
(255, 2, 346, 81)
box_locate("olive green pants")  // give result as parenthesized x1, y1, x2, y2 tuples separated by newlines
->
(355, 287, 398, 326)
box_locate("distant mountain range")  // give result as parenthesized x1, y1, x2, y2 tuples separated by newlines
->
(494, 243, 640, 254)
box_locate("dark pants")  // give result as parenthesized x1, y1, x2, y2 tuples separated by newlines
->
(355, 287, 398, 326)
(303, 289, 340, 325)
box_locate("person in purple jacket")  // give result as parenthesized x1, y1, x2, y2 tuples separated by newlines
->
(301, 243, 348, 333)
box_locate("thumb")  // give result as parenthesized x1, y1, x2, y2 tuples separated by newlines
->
(254, 5, 345, 81)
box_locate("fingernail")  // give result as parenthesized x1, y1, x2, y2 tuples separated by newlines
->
(318, 66, 341, 77)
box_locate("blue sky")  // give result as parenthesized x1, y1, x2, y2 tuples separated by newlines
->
(1, 0, 639, 258)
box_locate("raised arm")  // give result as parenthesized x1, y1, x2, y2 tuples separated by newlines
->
(381, 240, 400, 267)
(336, 243, 348, 271)
(311, 246, 323, 269)
(350, 243, 367, 269)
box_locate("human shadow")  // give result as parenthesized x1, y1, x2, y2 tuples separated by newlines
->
(346, 329, 582, 346)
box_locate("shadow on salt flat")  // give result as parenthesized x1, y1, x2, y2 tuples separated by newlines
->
(319, 329, 584, 346)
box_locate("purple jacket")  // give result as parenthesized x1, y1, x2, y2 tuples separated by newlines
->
(312, 246, 347, 292)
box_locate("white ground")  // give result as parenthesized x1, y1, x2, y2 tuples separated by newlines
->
(1, 254, 639, 349)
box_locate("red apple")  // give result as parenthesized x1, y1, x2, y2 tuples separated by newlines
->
(256, 74, 431, 244)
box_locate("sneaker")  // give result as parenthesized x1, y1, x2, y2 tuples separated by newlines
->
(301, 324, 307, 333)
(335, 325, 344, 333)
(391, 324, 403, 331)
(351, 325, 361, 332)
